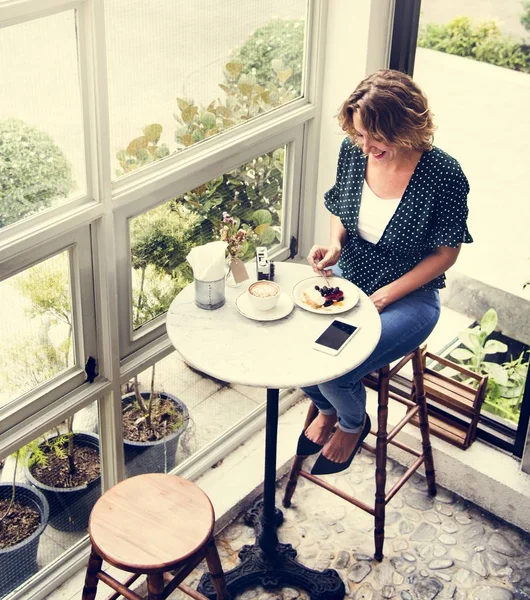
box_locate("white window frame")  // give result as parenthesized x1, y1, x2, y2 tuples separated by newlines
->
(0, 226, 98, 435)
(0, 1, 99, 254)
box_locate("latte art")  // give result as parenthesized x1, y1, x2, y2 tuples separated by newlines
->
(247, 280, 281, 311)
(249, 282, 279, 298)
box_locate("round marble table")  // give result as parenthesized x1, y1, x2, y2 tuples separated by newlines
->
(167, 262, 381, 600)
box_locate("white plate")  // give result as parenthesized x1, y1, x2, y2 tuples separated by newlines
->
(292, 276, 360, 315)
(236, 291, 294, 322)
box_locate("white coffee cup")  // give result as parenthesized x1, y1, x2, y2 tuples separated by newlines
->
(247, 281, 281, 311)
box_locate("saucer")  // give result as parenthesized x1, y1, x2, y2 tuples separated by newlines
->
(236, 291, 294, 322)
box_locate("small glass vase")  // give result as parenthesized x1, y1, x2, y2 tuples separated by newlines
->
(225, 256, 243, 288)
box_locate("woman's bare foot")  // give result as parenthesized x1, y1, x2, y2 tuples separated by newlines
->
(304, 413, 337, 447)
(321, 417, 367, 463)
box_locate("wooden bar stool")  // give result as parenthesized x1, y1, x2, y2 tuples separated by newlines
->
(82, 473, 230, 600)
(283, 346, 436, 562)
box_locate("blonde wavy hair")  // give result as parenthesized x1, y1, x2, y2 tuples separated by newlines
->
(338, 69, 435, 151)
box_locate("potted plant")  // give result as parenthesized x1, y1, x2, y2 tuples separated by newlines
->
(121, 369, 189, 478)
(439, 308, 529, 424)
(24, 420, 100, 532)
(0, 450, 49, 597)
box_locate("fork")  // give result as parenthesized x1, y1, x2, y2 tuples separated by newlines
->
(319, 269, 332, 288)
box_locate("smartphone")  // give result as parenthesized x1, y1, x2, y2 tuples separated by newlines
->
(313, 318, 361, 356)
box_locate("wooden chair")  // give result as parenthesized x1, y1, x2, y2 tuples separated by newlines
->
(82, 473, 230, 600)
(283, 346, 436, 562)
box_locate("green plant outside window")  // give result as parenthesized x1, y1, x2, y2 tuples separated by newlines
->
(448, 308, 529, 424)
(0, 253, 74, 408)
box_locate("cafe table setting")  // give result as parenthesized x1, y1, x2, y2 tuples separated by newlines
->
(166, 252, 381, 600)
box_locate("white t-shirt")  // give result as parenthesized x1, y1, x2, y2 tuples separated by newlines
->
(357, 181, 401, 244)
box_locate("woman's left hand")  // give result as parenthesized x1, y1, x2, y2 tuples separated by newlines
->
(369, 286, 391, 313)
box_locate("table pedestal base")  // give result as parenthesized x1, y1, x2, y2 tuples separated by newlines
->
(197, 501, 345, 600)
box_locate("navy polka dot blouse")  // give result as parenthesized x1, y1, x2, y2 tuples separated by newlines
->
(325, 138, 473, 296)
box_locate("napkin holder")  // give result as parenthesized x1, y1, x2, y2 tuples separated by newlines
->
(187, 241, 227, 310)
(194, 276, 225, 310)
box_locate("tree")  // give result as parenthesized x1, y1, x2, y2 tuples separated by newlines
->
(0, 119, 74, 228)
(3, 257, 82, 473)
(521, 0, 530, 33)
(130, 203, 196, 329)
(230, 19, 305, 93)
(0, 255, 72, 398)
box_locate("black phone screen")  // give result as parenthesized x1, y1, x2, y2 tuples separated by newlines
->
(315, 320, 359, 351)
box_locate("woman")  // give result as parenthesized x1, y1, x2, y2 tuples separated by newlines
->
(300, 69, 472, 476)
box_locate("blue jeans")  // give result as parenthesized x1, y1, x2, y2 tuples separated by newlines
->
(301, 288, 440, 433)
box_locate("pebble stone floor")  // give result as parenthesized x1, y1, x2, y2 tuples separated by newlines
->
(164, 452, 530, 600)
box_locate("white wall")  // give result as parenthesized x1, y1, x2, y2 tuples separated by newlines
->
(312, 0, 392, 247)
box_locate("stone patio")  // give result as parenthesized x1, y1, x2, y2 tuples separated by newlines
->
(165, 456, 530, 600)
(49, 445, 530, 600)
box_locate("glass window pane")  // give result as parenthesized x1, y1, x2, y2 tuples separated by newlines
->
(106, 0, 308, 178)
(0, 402, 100, 597)
(415, 3, 530, 428)
(121, 352, 265, 477)
(0, 252, 74, 408)
(0, 11, 87, 229)
(130, 147, 285, 330)
(415, 2, 530, 290)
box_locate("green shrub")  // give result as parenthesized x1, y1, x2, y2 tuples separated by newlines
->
(130, 204, 194, 275)
(230, 19, 305, 94)
(119, 61, 290, 263)
(116, 19, 302, 315)
(0, 118, 74, 228)
(169, 62, 291, 256)
(418, 16, 530, 73)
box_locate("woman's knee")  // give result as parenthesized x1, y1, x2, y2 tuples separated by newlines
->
(319, 376, 364, 399)
(354, 291, 440, 377)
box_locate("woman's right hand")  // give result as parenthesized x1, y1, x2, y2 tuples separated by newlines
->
(307, 244, 341, 275)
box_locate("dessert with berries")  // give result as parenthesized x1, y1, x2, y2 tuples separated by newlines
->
(303, 284, 344, 310)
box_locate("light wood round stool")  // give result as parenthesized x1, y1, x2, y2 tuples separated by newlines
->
(82, 473, 230, 600)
